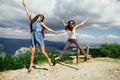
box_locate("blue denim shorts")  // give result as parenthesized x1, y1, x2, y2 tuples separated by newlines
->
(31, 31, 45, 47)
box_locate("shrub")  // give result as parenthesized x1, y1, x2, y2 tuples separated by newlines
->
(89, 48, 101, 57)
(99, 43, 120, 58)
(0, 54, 30, 72)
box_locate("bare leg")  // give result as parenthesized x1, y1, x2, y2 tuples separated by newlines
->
(28, 46, 35, 70)
(40, 46, 53, 66)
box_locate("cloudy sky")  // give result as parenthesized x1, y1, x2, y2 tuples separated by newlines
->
(0, 0, 120, 44)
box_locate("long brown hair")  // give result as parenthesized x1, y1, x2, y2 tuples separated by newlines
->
(30, 14, 45, 38)
(65, 20, 75, 31)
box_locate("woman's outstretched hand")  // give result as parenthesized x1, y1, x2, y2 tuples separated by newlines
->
(53, 31, 59, 34)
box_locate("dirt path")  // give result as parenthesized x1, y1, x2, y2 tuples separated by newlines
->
(0, 58, 120, 80)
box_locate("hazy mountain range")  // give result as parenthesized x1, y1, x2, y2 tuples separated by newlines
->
(0, 38, 100, 54)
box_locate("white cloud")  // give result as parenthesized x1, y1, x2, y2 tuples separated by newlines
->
(19, 0, 56, 18)
(0, 27, 119, 44)
(0, 0, 120, 30)
(76, 33, 95, 39)
(107, 35, 120, 39)
(54, 0, 120, 30)
(0, 27, 30, 39)
(101, 34, 120, 39)
(0, 0, 120, 44)
(45, 30, 120, 44)
(45, 30, 68, 42)
(91, 24, 102, 29)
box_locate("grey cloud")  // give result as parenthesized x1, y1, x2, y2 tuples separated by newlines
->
(0, 0, 59, 31)
(0, 0, 30, 30)
(53, 0, 120, 30)
(53, 0, 99, 21)
(0, 0, 120, 34)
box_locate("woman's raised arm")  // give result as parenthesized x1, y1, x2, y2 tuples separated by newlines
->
(22, 0, 33, 21)
(62, 20, 67, 27)
(74, 17, 88, 29)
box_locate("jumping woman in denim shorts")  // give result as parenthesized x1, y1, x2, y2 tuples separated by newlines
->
(22, 0, 58, 72)
(55, 18, 92, 61)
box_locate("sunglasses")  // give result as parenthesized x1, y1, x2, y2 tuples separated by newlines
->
(70, 22, 74, 24)
(70, 22, 75, 24)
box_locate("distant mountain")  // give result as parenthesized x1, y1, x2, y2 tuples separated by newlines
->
(0, 38, 101, 54)
(0, 38, 65, 54)
(0, 38, 30, 54)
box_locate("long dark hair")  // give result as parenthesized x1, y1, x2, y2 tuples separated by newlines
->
(30, 14, 45, 38)
(65, 20, 75, 31)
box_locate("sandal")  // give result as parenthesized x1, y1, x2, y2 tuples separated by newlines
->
(28, 66, 33, 73)
(28, 64, 35, 73)
(85, 56, 93, 61)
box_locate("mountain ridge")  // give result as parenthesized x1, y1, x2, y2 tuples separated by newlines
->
(0, 38, 100, 54)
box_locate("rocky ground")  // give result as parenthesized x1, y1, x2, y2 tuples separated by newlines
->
(0, 58, 120, 80)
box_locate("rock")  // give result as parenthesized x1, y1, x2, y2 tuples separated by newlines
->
(14, 47, 30, 57)
(0, 52, 6, 58)
(0, 44, 5, 53)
